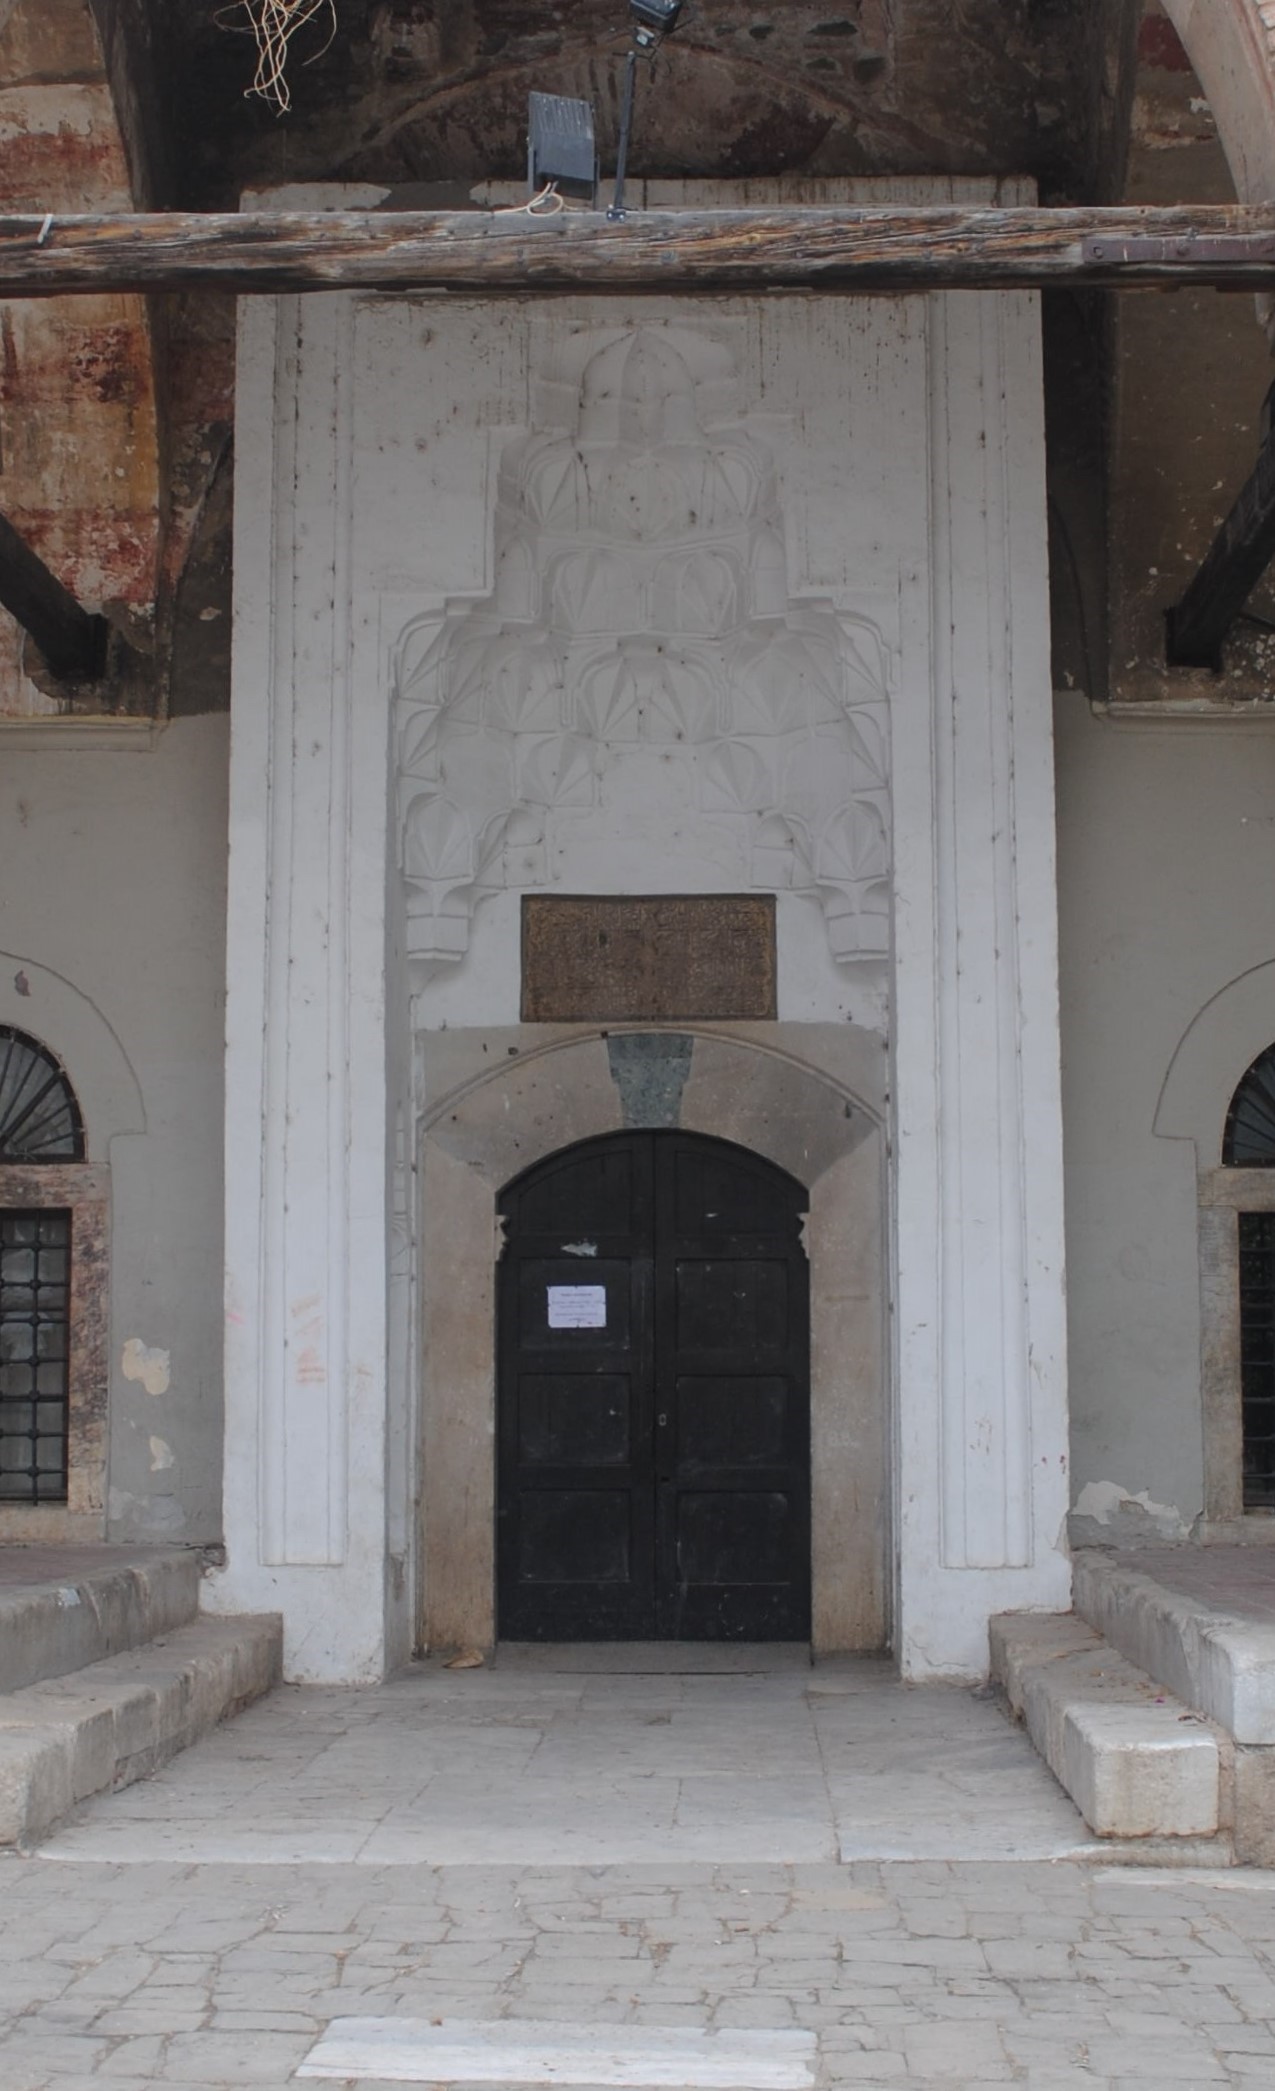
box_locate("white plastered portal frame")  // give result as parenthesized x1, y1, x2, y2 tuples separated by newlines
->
(214, 180, 1070, 1683)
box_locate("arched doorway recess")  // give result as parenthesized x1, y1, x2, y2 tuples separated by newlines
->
(418, 1024, 887, 1659)
(497, 1130, 811, 1642)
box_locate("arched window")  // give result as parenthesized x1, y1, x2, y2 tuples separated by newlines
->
(1224, 1044, 1275, 1167)
(1226, 1044, 1275, 1509)
(0, 1029, 83, 1505)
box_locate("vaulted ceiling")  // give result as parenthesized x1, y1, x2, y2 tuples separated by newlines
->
(5, 0, 1266, 718)
(133, 1, 1139, 207)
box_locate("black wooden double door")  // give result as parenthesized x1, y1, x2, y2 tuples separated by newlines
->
(497, 1132, 811, 1641)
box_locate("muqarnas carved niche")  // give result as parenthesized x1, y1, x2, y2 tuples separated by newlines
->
(396, 326, 891, 989)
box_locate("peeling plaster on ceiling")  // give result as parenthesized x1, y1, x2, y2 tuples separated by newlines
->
(0, 0, 161, 717)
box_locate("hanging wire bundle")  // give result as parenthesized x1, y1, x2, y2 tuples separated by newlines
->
(218, 0, 337, 113)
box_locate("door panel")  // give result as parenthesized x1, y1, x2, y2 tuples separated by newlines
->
(517, 1490, 634, 1585)
(673, 1258, 792, 1355)
(498, 1132, 810, 1641)
(517, 1375, 632, 1468)
(674, 1378, 789, 1468)
(674, 1491, 795, 1585)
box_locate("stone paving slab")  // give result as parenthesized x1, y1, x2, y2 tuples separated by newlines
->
(33, 1658, 1103, 1870)
(297, 2016, 818, 2084)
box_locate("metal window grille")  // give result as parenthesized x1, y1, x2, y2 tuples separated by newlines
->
(1239, 1211, 1275, 1510)
(0, 1210, 71, 1504)
(0, 1027, 85, 1163)
(1225, 1044, 1275, 1166)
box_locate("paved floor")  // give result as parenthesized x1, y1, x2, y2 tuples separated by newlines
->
(36, 1653, 1108, 1870)
(2, 1655, 1273, 2089)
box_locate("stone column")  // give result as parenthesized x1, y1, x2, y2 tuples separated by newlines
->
(892, 290, 1072, 1677)
(209, 293, 394, 1681)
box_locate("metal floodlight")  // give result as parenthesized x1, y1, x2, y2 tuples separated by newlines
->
(610, 0, 686, 219)
(628, 0, 685, 48)
(528, 92, 599, 205)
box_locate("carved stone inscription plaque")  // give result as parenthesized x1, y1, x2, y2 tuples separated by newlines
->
(522, 896, 777, 1022)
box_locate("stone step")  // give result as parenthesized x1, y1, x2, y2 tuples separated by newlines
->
(0, 1611, 282, 1847)
(0, 1548, 202, 1695)
(1073, 1548, 1275, 1747)
(990, 1612, 1227, 1842)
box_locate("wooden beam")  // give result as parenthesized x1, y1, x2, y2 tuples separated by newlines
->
(1168, 392, 1275, 670)
(0, 512, 108, 680)
(0, 205, 1273, 298)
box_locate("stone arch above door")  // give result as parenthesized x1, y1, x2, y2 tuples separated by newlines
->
(418, 1023, 887, 1658)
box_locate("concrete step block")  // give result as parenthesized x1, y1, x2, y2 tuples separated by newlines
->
(993, 1611, 1097, 1719)
(0, 1613, 282, 1847)
(0, 1550, 203, 1695)
(1062, 1701, 1220, 1840)
(1073, 1551, 1275, 1746)
(990, 1613, 1223, 1840)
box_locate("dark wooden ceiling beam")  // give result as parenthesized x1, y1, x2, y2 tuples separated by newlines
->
(1167, 392, 1275, 671)
(0, 205, 1274, 297)
(0, 513, 108, 681)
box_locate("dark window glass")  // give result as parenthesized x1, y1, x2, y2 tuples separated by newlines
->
(0, 1210, 71, 1504)
(1225, 1044, 1275, 1166)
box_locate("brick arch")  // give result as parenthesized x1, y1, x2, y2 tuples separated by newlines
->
(1162, 0, 1275, 200)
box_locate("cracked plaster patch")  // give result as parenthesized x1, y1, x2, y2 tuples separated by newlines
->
(122, 1338, 171, 1397)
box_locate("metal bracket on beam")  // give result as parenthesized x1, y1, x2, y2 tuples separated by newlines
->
(1084, 233, 1275, 270)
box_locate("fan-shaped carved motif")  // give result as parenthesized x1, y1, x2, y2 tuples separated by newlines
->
(552, 548, 644, 637)
(394, 325, 894, 986)
(575, 658, 644, 743)
(482, 645, 564, 736)
(519, 734, 595, 810)
(404, 795, 475, 886)
(652, 551, 742, 639)
(704, 741, 770, 815)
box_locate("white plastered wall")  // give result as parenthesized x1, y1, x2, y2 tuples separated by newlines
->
(0, 718, 229, 1542)
(216, 179, 1069, 1680)
(1058, 702, 1275, 1542)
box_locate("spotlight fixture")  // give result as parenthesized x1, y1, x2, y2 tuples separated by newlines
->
(528, 91, 599, 204)
(610, 0, 686, 219)
(628, 0, 685, 49)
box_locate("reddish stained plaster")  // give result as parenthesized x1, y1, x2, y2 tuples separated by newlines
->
(1138, 15, 1194, 73)
(0, 1, 160, 711)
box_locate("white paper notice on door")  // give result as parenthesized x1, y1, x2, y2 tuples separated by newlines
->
(547, 1284, 607, 1330)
